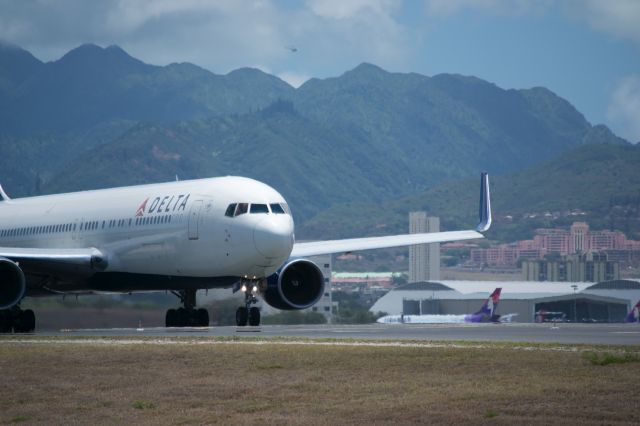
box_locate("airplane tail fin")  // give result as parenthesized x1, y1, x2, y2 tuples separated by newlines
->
(476, 172, 491, 232)
(626, 300, 640, 323)
(0, 184, 10, 202)
(475, 288, 501, 318)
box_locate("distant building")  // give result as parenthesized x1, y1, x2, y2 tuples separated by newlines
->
(522, 252, 619, 282)
(409, 212, 440, 282)
(331, 272, 400, 291)
(471, 221, 640, 267)
(570, 222, 589, 253)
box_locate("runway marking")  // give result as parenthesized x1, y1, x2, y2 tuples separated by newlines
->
(2, 338, 638, 354)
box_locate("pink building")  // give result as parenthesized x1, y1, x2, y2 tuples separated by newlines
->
(470, 222, 640, 267)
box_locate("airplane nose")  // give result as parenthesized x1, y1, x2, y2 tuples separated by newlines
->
(253, 216, 294, 259)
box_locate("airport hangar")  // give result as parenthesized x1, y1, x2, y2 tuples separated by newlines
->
(369, 280, 640, 323)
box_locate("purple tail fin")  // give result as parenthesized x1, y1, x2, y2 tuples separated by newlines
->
(475, 288, 501, 317)
(626, 300, 640, 323)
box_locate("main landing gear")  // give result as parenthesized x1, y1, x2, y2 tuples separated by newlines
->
(0, 306, 36, 333)
(236, 280, 261, 327)
(165, 289, 209, 327)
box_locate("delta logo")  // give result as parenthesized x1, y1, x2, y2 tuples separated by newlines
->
(135, 194, 191, 216)
(135, 198, 149, 217)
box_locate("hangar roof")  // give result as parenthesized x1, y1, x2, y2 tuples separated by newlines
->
(586, 280, 640, 290)
(409, 281, 593, 297)
(395, 282, 454, 291)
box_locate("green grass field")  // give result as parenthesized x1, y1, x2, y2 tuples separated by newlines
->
(1, 337, 639, 425)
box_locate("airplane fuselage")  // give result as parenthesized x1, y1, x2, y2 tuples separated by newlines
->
(0, 176, 294, 294)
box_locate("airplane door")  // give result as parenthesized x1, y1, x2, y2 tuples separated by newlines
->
(188, 200, 203, 240)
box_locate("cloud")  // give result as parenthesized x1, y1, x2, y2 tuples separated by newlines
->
(0, 0, 413, 77)
(576, 0, 640, 45)
(277, 71, 311, 88)
(301, 0, 411, 70)
(607, 75, 640, 143)
(307, 0, 398, 19)
(424, 0, 552, 17)
(425, 0, 640, 45)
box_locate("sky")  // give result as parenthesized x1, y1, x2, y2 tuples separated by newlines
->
(0, 0, 639, 142)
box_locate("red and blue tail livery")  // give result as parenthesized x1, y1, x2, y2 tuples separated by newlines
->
(465, 287, 502, 323)
(626, 300, 640, 323)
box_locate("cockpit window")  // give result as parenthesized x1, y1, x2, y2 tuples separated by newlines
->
(270, 203, 285, 214)
(236, 203, 249, 216)
(226, 202, 289, 217)
(225, 203, 237, 217)
(250, 203, 269, 214)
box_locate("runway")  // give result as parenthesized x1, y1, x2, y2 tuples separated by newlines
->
(35, 323, 640, 346)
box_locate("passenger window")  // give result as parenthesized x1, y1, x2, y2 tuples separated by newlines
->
(225, 203, 237, 217)
(270, 203, 285, 214)
(250, 204, 269, 214)
(236, 203, 248, 216)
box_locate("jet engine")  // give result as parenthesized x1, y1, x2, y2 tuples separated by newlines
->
(0, 257, 26, 310)
(263, 259, 324, 310)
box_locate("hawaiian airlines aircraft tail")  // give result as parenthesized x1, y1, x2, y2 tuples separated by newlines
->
(469, 287, 501, 321)
(626, 300, 640, 323)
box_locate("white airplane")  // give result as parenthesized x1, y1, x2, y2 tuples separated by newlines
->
(0, 173, 491, 332)
(376, 288, 518, 324)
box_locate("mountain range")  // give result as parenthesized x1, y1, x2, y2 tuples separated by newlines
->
(299, 143, 640, 241)
(0, 42, 633, 240)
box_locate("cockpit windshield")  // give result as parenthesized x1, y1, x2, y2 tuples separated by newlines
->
(236, 203, 249, 216)
(270, 203, 285, 214)
(224, 202, 290, 217)
(250, 204, 269, 214)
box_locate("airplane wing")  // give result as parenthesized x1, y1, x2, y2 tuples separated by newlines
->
(291, 172, 491, 258)
(0, 247, 107, 275)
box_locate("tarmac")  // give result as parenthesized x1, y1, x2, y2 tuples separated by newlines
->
(32, 323, 640, 345)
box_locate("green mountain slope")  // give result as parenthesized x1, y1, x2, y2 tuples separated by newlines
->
(44, 103, 396, 220)
(0, 42, 43, 96)
(294, 64, 625, 184)
(298, 143, 640, 240)
(0, 44, 294, 133)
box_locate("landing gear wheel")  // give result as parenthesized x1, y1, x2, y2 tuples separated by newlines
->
(176, 307, 188, 327)
(236, 307, 248, 327)
(165, 309, 177, 327)
(0, 310, 12, 333)
(248, 307, 261, 326)
(196, 308, 209, 327)
(21, 309, 35, 333)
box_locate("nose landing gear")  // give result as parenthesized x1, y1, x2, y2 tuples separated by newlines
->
(0, 306, 35, 333)
(165, 289, 209, 328)
(236, 280, 261, 327)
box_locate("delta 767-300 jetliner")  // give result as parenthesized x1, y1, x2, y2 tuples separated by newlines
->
(0, 173, 491, 332)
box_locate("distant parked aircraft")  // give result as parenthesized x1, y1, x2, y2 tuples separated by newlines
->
(377, 288, 515, 324)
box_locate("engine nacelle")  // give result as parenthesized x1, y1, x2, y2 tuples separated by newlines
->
(263, 259, 324, 310)
(0, 257, 26, 310)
